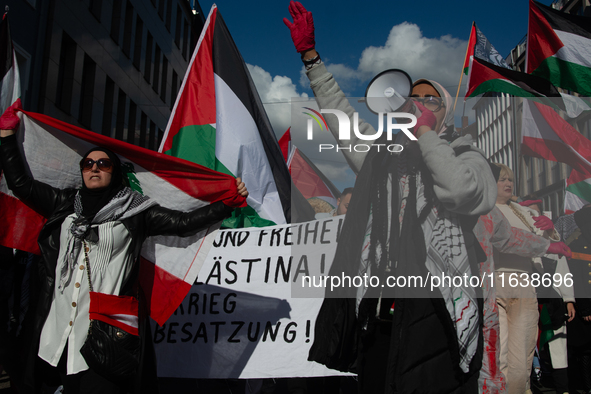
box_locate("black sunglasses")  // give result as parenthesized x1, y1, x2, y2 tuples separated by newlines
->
(80, 158, 113, 173)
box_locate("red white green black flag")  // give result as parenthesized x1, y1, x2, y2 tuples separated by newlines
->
(527, 0, 591, 96)
(159, 5, 293, 228)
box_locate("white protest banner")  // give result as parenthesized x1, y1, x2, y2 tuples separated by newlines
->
(153, 216, 350, 379)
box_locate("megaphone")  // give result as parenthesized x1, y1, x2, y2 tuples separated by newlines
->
(365, 69, 419, 116)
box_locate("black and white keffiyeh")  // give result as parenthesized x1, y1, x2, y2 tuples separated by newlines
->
(393, 147, 478, 373)
(58, 187, 157, 292)
(345, 141, 479, 373)
(555, 212, 578, 242)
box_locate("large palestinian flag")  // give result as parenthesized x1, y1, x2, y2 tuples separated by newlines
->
(0, 110, 246, 325)
(521, 99, 591, 172)
(467, 57, 564, 108)
(527, 0, 591, 96)
(159, 5, 291, 228)
(521, 98, 591, 215)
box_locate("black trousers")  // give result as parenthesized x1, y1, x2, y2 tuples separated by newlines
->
(357, 320, 391, 394)
(56, 345, 127, 394)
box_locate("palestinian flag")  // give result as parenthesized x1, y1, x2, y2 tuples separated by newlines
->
(565, 168, 591, 214)
(0, 110, 246, 325)
(463, 22, 509, 75)
(159, 5, 290, 228)
(463, 23, 477, 75)
(467, 57, 564, 109)
(521, 100, 591, 194)
(0, 13, 20, 113)
(527, 0, 591, 96)
(279, 129, 340, 212)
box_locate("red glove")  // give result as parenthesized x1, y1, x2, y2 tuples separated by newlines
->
(283, 1, 316, 53)
(0, 98, 22, 130)
(546, 242, 572, 259)
(533, 215, 554, 231)
(518, 199, 542, 208)
(412, 101, 437, 135)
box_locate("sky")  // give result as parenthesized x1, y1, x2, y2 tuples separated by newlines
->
(196, 0, 556, 190)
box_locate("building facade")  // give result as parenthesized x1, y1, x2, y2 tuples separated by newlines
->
(8, 0, 204, 151)
(468, 0, 591, 218)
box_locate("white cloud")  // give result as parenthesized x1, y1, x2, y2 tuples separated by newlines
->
(357, 22, 466, 93)
(247, 64, 308, 137)
(300, 22, 467, 96)
(247, 23, 470, 140)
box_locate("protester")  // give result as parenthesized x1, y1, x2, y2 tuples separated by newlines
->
(0, 100, 248, 394)
(474, 171, 571, 393)
(284, 2, 498, 392)
(520, 195, 574, 394)
(0, 248, 41, 393)
(558, 205, 591, 392)
(315, 187, 352, 219)
(491, 163, 567, 394)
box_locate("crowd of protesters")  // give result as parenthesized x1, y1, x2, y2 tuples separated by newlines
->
(0, 1, 590, 393)
(285, 2, 589, 394)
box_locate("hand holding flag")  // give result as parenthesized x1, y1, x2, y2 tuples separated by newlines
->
(217, 177, 248, 208)
(0, 97, 20, 133)
(235, 177, 248, 198)
(547, 242, 572, 259)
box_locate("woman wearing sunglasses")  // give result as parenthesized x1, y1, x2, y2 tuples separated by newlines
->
(0, 100, 248, 394)
(284, 2, 498, 393)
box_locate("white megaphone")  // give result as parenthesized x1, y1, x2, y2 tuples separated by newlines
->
(364, 69, 420, 118)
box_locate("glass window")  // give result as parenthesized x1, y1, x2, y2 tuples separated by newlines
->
(101, 76, 115, 137)
(133, 16, 143, 70)
(122, 1, 134, 58)
(56, 32, 77, 114)
(79, 54, 96, 129)
(110, 0, 122, 45)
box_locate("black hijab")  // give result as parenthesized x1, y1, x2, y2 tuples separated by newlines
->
(489, 163, 501, 182)
(79, 147, 125, 218)
(575, 205, 591, 244)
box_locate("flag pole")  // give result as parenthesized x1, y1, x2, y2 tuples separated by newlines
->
(452, 66, 465, 115)
(453, 22, 475, 115)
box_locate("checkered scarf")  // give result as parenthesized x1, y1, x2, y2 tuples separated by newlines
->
(58, 187, 157, 293)
(362, 142, 478, 373)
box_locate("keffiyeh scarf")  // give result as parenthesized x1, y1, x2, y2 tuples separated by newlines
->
(358, 142, 479, 373)
(58, 187, 157, 292)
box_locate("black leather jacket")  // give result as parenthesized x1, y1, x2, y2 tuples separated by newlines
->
(0, 134, 233, 392)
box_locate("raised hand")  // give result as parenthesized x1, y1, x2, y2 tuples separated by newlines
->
(283, 1, 316, 53)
